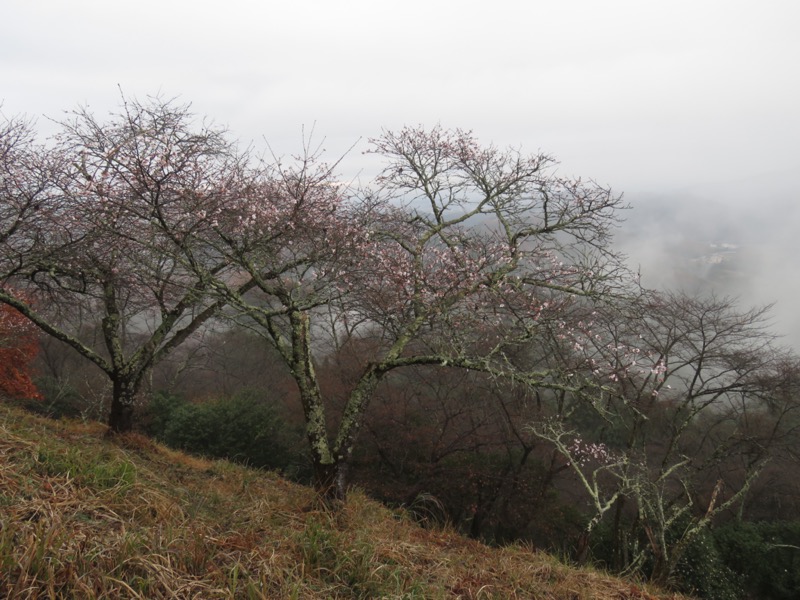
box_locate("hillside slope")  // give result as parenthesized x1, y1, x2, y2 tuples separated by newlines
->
(0, 405, 688, 599)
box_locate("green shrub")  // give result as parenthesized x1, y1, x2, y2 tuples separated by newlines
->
(672, 526, 742, 600)
(141, 392, 185, 438)
(144, 391, 310, 478)
(714, 521, 800, 600)
(589, 517, 743, 599)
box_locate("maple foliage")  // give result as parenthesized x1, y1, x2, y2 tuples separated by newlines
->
(0, 301, 40, 399)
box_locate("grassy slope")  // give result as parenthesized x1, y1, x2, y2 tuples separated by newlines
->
(0, 404, 689, 599)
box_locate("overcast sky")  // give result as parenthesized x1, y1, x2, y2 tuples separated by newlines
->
(3, 0, 800, 339)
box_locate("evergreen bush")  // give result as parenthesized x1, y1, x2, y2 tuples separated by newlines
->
(144, 391, 310, 478)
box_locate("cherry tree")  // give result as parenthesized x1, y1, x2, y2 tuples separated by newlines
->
(0, 114, 59, 282)
(199, 125, 630, 504)
(0, 97, 247, 432)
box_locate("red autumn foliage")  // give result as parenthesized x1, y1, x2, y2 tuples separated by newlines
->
(0, 302, 41, 400)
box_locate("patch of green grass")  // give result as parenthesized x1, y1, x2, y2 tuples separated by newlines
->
(35, 446, 136, 491)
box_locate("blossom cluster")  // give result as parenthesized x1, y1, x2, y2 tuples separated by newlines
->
(567, 437, 615, 467)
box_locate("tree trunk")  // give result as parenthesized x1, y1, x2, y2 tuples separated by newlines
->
(575, 530, 592, 564)
(644, 525, 670, 586)
(107, 378, 137, 434)
(611, 496, 626, 571)
(649, 555, 669, 587)
(312, 458, 349, 508)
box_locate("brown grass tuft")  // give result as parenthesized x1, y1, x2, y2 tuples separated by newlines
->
(0, 404, 691, 599)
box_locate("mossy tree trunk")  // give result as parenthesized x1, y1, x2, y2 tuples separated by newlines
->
(282, 309, 390, 506)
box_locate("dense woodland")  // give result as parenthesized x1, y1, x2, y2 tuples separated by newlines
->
(1, 97, 799, 599)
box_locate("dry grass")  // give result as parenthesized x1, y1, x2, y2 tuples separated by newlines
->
(0, 404, 691, 599)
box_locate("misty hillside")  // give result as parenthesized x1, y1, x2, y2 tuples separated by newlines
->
(0, 403, 687, 599)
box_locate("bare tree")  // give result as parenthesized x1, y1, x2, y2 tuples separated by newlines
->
(533, 290, 793, 583)
(353, 368, 570, 542)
